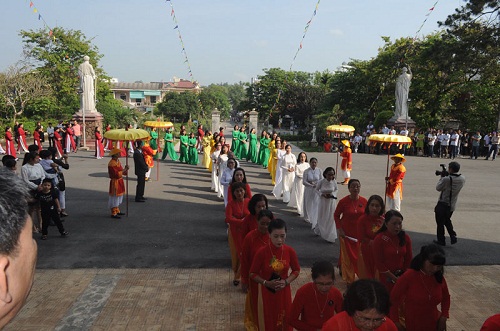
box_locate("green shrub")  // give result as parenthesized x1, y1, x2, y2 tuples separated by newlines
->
(374, 111, 393, 130)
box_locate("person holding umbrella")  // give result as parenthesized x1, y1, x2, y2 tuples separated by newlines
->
(338, 140, 352, 185)
(385, 154, 406, 211)
(108, 148, 129, 218)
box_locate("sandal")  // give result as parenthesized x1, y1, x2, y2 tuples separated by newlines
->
(41, 235, 48, 240)
(61, 231, 69, 237)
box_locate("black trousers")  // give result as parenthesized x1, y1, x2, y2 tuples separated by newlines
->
(135, 175, 146, 200)
(486, 144, 498, 160)
(434, 201, 456, 242)
(41, 208, 65, 236)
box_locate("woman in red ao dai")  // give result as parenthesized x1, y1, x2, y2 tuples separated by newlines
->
(357, 195, 385, 279)
(289, 261, 343, 330)
(373, 210, 412, 293)
(334, 179, 367, 284)
(250, 219, 300, 331)
(225, 182, 251, 286)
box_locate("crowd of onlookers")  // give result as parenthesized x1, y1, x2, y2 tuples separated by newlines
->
(1, 119, 83, 159)
(1, 120, 82, 240)
(321, 121, 499, 160)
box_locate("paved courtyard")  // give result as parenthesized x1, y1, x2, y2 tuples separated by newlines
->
(4, 132, 500, 330)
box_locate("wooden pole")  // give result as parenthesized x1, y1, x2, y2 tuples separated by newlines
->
(384, 143, 392, 207)
(125, 146, 129, 217)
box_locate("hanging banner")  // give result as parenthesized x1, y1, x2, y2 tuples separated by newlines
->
(164, 0, 195, 82)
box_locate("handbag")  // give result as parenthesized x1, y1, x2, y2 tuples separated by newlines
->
(57, 172, 66, 191)
(265, 272, 282, 293)
(434, 176, 453, 216)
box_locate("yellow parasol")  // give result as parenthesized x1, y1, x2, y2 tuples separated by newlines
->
(143, 121, 174, 180)
(367, 134, 412, 145)
(104, 129, 150, 216)
(326, 124, 355, 133)
(326, 124, 356, 177)
(104, 128, 151, 141)
(143, 120, 174, 128)
(367, 134, 412, 205)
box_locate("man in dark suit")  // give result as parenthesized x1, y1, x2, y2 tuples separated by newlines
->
(133, 140, 148, 202)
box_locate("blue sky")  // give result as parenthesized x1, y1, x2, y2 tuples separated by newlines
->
(2, 0, 464, 85)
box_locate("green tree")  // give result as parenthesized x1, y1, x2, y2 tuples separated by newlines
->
(215, 82, 248, 116)
(245, 68, 319, 125)
(199, 84, 232, 120)
(0, 62, 51, 123)
(156, 91, 202, 123)
(439, 0, 500, 131)
(281, 81, 327, 127)
(20, 27, 111, 116)
(314, 104, 345, 133)
(98, 98, 137, 128)
(325, 59, 383, 130)
(24, 95, 59, 120)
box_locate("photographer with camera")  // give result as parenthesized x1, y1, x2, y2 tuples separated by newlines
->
(434, 162, 465, 246)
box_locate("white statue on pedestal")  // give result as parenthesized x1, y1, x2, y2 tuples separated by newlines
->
(311, 125, 317, 142)
(394, 66, 412, 119)
(78, 56, 96, 112)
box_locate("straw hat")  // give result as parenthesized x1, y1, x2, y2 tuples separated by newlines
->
(109, 148, 122, 156)
(391, 153, 406, 162)
(341, 140, 351, 148)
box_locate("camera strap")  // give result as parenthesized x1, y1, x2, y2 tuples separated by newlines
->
(449, 176, 453, 206)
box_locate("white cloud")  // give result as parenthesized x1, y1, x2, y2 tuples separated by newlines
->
(329, 29, 344, 37)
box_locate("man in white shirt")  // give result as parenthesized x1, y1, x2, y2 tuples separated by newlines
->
(427, 131, 436, 158)
(435, 129, 443, 157)
(486, 132, 499, 160)
(353, 133, 362, 153)
(381, 124, 390, 134)
(441, 130, 450, 158)
(450, 130, 459, 159)
(483, 133, 491, 157)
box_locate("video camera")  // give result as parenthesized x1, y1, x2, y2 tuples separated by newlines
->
(435, 164, 449, 177)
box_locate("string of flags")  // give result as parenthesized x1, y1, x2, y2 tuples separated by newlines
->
(25, 0, 56, 41)
(267, 0, 322, 120)
(165, 0, 194, 82)
(367, 0, 440, 114)
(290, 0, 321, 71)
(414, 1, 439, 40)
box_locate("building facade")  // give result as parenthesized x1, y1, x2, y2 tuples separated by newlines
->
(110, 77, 201, 112)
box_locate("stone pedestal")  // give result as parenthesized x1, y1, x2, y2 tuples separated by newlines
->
(248, 109, 259, 133)
(211, 109, 220, 134)
(388, 116, 417, 132)
(73, 111, 104, 150)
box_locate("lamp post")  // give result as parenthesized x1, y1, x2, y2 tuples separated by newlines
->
(406, 98, 411, 133)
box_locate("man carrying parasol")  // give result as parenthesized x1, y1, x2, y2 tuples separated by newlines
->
(338, 140, 352, 185)
(385, 154, 406, 211)
(108, 148, 129, 218)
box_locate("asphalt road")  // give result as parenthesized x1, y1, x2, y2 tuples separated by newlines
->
(35, 136, 500, 269)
